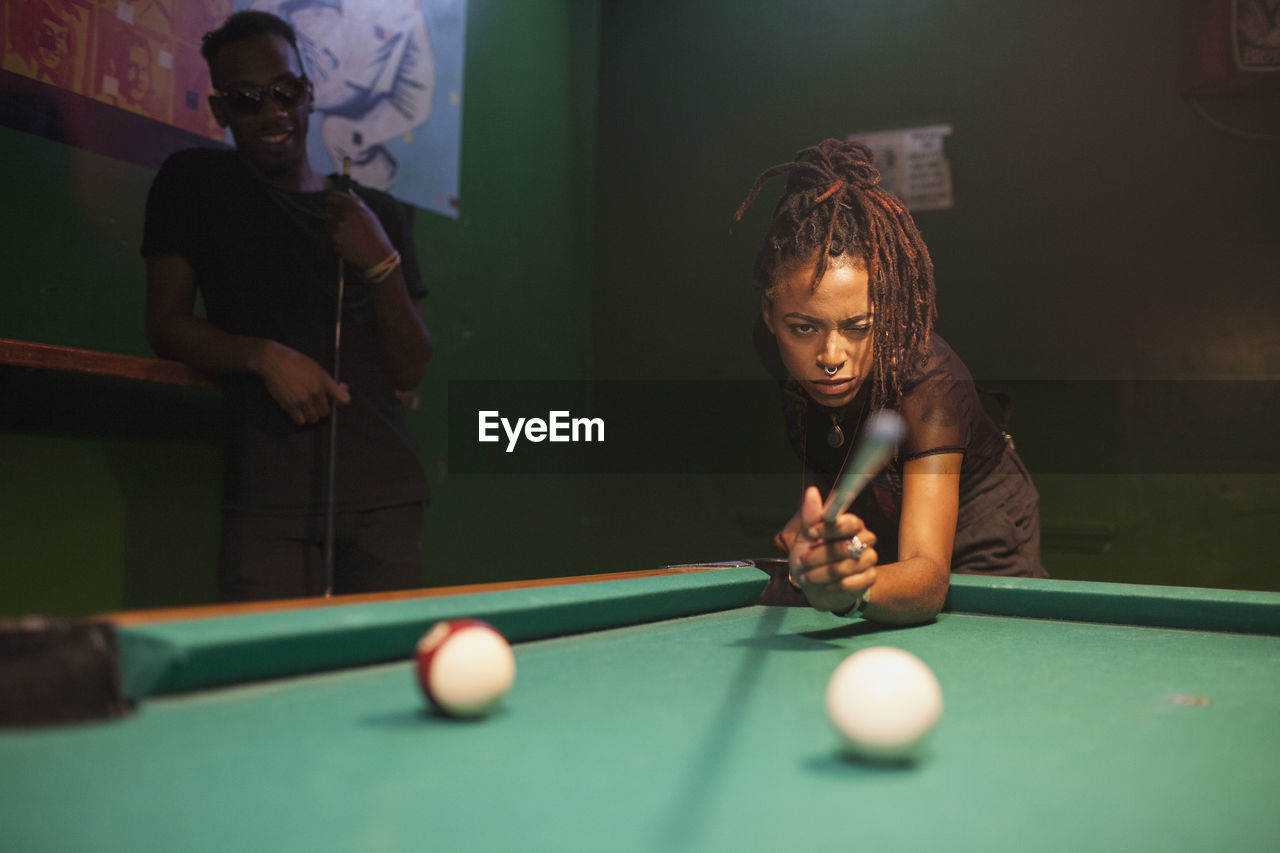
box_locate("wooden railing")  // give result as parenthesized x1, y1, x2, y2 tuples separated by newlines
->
(0, 338, 420, 409)
(0, 337, 214, 387)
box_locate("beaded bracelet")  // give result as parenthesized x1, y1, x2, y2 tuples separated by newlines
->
(365, 250, 401, 284)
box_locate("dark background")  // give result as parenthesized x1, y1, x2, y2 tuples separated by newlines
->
(2, 0, 1278, 615)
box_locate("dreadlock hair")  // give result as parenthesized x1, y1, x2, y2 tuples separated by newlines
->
(200, 10, 302, 72)
(734, 138, 937, 410)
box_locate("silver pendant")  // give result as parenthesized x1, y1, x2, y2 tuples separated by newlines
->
(827, 420, 845, 448)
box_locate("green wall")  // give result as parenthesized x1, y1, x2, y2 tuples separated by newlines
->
(1, 0, 607, 615)
(4, 0, 1278, 617)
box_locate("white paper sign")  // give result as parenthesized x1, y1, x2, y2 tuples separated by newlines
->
(847, 124, 953, 211)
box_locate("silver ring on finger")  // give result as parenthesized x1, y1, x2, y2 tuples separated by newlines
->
(847, 535, 866, 561)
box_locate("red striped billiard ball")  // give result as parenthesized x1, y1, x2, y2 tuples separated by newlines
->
(416, 619, 516, 718)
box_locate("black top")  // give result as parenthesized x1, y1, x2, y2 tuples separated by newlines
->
(755, 320, 1045, 577)
(142, 147, 429, 515)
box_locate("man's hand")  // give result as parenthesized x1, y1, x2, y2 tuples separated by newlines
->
(326, 188, 395, 272)
(255, 340, 351, 425)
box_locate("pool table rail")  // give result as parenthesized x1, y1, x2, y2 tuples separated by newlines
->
(107, 566, 767, 702)
(945, 574, 1280, 635)
(102, 567, 1280, 707)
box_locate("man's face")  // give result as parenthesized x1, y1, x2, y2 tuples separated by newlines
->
(38, 18, 70, 73)
(125, 44, 151, 104)
(208, 33, 313, 180)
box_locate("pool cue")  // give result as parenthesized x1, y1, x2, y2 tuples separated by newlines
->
(820, 409, 906, 524)
(322, 156, 353, 597)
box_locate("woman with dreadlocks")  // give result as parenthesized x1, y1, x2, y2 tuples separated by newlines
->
(738, 139, 1044, 625)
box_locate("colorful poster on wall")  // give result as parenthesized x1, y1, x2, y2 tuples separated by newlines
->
(244, 0, 466, 217)
(3, 0, 99, 95)
(1, 0, 466, 216)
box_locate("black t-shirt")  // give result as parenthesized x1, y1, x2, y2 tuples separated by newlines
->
(142, 147, 429, 515)
(756, 320, 1045, 577)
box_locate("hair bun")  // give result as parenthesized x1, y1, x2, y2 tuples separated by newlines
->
(808, 139, 881, 191)
(733, 137, 883, 227)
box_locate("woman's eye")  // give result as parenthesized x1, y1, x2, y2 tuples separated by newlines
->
(788, 324, 816, 336)
(843, 323, 872, 335)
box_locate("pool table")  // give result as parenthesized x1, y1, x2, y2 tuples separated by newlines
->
(3, 565, 1279, 852)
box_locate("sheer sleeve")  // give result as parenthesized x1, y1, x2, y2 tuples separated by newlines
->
(897, 339, 981, 461)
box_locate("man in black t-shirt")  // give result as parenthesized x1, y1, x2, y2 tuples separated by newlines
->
(142, 11, 433, 601)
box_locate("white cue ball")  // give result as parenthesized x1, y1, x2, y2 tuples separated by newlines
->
(826, 646, 943, 761)
(416, 619, 516, 718)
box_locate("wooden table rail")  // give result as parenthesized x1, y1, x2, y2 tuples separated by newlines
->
(0, 338, 214, 387)
(0, 338, 421, 409)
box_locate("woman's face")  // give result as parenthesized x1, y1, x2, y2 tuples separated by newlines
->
(761, 254, 874, 408)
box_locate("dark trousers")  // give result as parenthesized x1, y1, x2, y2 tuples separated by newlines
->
(218, 502, 424, 601)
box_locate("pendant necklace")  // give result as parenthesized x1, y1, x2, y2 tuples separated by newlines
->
(827, 413, 845, 448)
(825, 388, 871, 448)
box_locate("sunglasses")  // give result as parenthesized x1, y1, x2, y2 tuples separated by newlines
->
(213, 75, 310, 116)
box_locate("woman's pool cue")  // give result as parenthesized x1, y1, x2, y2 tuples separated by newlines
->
(323, 156, 352, 597)
(821, 410, 906, 524)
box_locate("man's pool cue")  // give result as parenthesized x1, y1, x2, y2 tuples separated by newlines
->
(323, 156, 352, 597)
(820, 410, 906, 524)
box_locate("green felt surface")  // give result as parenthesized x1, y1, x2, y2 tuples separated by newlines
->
(3, 580, 1279, 853)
